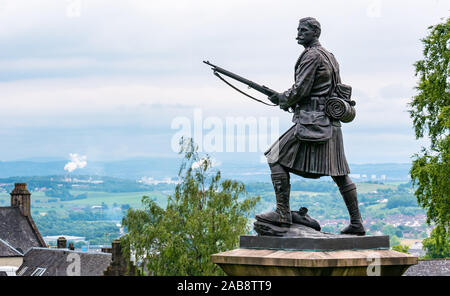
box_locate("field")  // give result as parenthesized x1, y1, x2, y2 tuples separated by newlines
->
(0, 181, 406, 215)
(354, 182, 399, 193)
(0, 190, 168, 215)
(66, 190, 168, 208)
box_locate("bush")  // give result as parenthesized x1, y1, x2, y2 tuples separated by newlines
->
(422, 227, 450, 259)
(392, 244, 410, 254)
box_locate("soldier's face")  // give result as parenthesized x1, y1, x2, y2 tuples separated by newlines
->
(296, 23, 316, 46)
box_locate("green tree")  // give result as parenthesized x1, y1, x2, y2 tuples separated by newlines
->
(409, 18, 450, 256)
(392, 244, 410, 254)
(383, 224, 403, 239)
(386, 194, 417, 209)
(422, 227, 450, 258)
(121, 138, 260, 275)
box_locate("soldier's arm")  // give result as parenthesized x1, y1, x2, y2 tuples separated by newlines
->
(279, 50, 321, 110)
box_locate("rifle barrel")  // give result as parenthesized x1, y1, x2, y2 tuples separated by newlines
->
(203, 61, 277, 97)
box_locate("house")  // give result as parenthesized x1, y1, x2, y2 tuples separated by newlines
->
(0, 238, 23, 267)
(0, 183, 46, 271)
(16, 237, 112, 276)
(0, 183, 114, 276)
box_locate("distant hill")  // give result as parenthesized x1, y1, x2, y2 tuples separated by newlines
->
(0, 158, 411, 182)
(0, 158, 182, 180)
(347, 163, 411, 181)
(0, 175, 163, 193)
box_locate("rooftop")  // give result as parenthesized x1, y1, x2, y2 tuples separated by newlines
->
(0, 238, 23, 257)
(403, 259, 450, 276)
(16, 247, 112, 276)
(0, 207, 45, 254)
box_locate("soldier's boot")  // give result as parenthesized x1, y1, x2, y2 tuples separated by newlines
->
(255, 175, 292, 227)
(339, 183, 366, 236)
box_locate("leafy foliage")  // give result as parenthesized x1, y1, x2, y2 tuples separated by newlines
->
(410, 18, 449, 148)
(383, 224, 404, 238)
(34, 210, 120, 245)
(121, 138, 259, 275)
(386, 194, 418, 209)
(422, 227, 450, 258)
(392, 244, 410, 254)
(409, 18, 450, 256)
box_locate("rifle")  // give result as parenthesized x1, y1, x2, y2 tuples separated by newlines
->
(203, 61, 279, 106)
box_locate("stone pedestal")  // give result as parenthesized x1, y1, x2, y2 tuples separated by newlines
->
(211, 224, 418, 276)
(211, 248, 417, 276)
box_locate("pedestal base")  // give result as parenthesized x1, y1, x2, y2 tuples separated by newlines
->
(211, 248, 418, 276)
(240, 234, 389, 251)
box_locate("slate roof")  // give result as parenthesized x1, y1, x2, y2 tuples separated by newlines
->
(17, 248, 112, 276)
(403, 259, 450, 276)
(0, 207, 45, 254)
(0, 238, 23, 257)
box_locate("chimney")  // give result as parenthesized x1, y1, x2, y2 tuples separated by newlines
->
(103, 239, 136, 276)
(111, 240, 122, 262)
(57, 237, 67, 249)
(10, 183, 31, 217)
(68, 243, 75, 251)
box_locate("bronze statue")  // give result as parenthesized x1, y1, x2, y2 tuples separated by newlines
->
(256, 17, 365, 235)
(204, 17, 365, 236)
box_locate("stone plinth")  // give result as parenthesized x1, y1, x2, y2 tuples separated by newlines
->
(212, 223, 418, 276)
(240, 234, 389, 251)
(211, 248, 418, 276)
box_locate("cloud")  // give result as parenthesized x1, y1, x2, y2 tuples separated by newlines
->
(0, 0, 447, 162)
(0, 1, 446, 76)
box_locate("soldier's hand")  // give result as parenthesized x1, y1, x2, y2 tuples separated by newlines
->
(279, 98, 291, 111)
(280, 103, 290, 112)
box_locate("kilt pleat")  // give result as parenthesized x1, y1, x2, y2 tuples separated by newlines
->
(265, 125, 350, 178)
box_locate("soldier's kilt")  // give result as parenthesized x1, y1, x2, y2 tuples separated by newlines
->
(265, 124, 350, 178)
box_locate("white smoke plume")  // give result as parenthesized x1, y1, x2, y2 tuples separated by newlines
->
(64, 153, 87, 173)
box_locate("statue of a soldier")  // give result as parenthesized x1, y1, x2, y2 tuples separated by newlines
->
(256, 17, 366, 236)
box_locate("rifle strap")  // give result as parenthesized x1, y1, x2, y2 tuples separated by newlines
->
(213, 71, 277, 107)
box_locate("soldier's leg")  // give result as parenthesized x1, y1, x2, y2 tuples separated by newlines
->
(270, 163, 292, 225)
(332, 175, 366, 235)
(255, 162, 292, 226)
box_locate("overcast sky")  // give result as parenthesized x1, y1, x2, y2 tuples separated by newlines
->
(0, 0, 448, 164)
